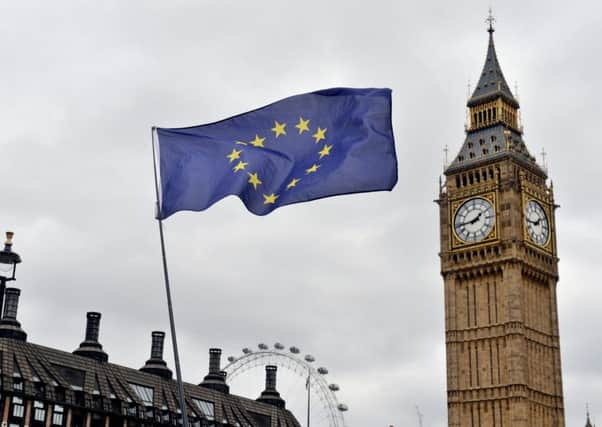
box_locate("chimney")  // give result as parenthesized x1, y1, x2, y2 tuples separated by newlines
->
(140, 331, 172, 379)
(199, 348, 229, 394)
(73, 312, 108, 362)
(0, 287, 27, 341)
(256, 365, 285, 409)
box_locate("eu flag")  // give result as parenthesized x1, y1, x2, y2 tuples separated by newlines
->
(155, 88, 397, 219)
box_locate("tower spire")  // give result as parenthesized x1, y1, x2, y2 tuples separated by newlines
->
(468, 12, 518, 108)
(445, 11, 544, 177)
(586, 403, 593, 427)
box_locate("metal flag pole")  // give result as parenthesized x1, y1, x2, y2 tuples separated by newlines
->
(151, 127, 190, 427)
(306, 369, 311, 427)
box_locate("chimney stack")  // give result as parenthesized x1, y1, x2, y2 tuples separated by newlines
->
(140, 331, 172, 379)
(73, 312, 108, 362)
(199, 348, 229, 394)
(256, 365, 285, 409)
(0, 287, 27, 341)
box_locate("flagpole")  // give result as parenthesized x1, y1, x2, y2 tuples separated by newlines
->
(151, 127, 190, 427)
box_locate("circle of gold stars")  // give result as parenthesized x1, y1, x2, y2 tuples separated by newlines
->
(225, 117, 332, 205)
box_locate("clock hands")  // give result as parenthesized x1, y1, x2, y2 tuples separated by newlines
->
(527, 218, 541, 226)
(459, 211, 483, 227)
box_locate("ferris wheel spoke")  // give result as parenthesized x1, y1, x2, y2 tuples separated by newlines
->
(223, 348, 347, 427)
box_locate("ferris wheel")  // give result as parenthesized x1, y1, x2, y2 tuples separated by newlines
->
(223, 343, 348, 427)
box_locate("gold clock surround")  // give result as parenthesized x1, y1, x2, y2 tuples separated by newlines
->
(449, 192, 498, 249)
(522, 193, 554, 253)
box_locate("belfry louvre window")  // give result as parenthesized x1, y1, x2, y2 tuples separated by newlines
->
(33, 401, 46, 422)
(129, 383, 154, 406)
(192, 399, 215, 421)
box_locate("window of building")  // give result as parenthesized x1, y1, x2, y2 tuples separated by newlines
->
(248, 412, 271, 427)
(192, 399, 215, 421)
(33, 401, 46, 423)
(127, 403, 137, 418)
(12, 369, 23, 392)
(52, 405, 64, 426)
(129, 384, 154, 407)
(12, 397, 25, 418)
(90, 413, 104, 427)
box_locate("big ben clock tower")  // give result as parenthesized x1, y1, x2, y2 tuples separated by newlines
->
(438, 15, 566, 427)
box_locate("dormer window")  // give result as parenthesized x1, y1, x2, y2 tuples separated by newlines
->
(469, 152, 476, 159)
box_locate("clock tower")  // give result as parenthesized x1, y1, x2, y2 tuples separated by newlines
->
(438, 17, 566, 427)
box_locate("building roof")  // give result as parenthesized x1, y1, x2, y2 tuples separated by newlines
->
(445, 125, 541, 175)
(0, 336, 301, 427)
(467, 27, 519, 108)
(446, 23, 544, 176)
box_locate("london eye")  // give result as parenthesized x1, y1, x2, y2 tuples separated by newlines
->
(223, 343, 348, 427)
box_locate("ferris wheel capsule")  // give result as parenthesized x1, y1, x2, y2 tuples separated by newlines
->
(304, 354, 315, 363)
(329, 384, 340, 391)
(289, 346, 300, 354)
(242, 348, 252, 354)
(274, 342, 285, 350)
(227, 356, 236, 363)
(337, 404, 348, 412)
(317, 367, 328, 375)
(258, 343, 268, 350)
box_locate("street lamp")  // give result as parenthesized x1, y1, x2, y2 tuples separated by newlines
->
(0, 232, 22, 314)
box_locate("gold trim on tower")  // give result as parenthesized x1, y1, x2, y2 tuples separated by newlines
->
(522, 192, 555, 254)
(449, 192, 498, 249)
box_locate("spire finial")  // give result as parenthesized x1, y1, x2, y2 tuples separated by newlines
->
(444, 145, 450, 168)
(486, 8, 496, 34)
(541, 148, 548, 171)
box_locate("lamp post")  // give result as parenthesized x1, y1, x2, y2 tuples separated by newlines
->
(0, 232, 22, 314)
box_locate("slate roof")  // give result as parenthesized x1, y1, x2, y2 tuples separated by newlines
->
(468, 29, 519, 108)
(446, 28, 545, 176)
(0, 337, 301, 427)
(445, 124, 541, 175)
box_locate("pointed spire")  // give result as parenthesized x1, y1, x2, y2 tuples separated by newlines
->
(468, 10, 519, 108)
(586, 403, 593, 427)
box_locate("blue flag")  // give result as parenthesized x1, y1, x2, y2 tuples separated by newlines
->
(155, 88, 397, 219)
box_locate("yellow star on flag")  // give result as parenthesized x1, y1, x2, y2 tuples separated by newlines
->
(295, 117, 310, 134)
(312, 127, 327, 143)
(286, 178, 300, 190)
(226, 148, 243, 163)
(263, 193, 279, 204)
(233, 160, 248, 172)
(305, 164, 320, 174)
(247, 172, 262, 190)
(271, 121, 287, 138)
(250, 135, 266, 148)
(318, 144, 332, 159)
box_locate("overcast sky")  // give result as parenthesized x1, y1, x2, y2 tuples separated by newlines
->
(2, 1, 601, 426)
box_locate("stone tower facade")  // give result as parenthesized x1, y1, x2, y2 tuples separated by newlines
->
(437, 21, 565, 426)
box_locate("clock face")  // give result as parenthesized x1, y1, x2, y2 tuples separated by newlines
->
(525, 200, 550, 246)
(454, 198, 495, 243)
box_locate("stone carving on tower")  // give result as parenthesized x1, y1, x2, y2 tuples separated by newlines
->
(437, 13, 566, 427)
